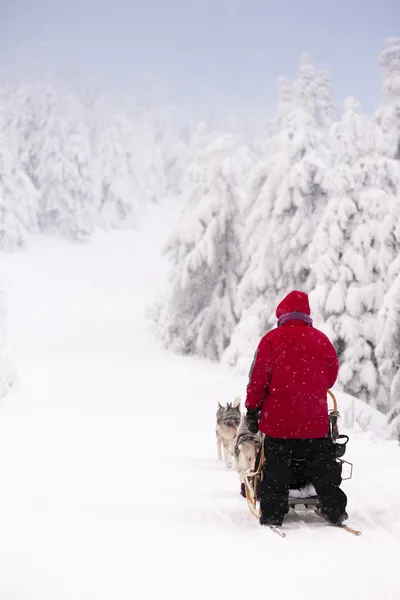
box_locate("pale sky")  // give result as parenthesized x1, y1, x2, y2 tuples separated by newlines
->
(1, 0, 398, 115)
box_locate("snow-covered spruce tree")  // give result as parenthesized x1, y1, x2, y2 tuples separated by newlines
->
(375, 174, 400, 415)
(272, 55, 334, 296)
(223, 77, 296, 370)
(379, 276, 400, 436)
(0, 81, 39, 172)
(0, 131, 38, 250)
(372, 37, 400, 419)
(375, 37, 400, 160)
(375, 230, 400, 419)
(136, 104, 180, 202)
(231, 55, 333, 364)
(376, 271, 400, 423)
(273, 59, 333, 296)
(0, 82, 40, 246)
(170, 121, 216, 201)
(240, 76, 294, 266)
(3, 82, 97, 241)
(294, 53, 335, 130)
(119, 101, 173, 205)
(34, 114, 96, 240)
(374, 158, 400, 414)
(154, 134, 252, 361)
(94, 98, 187, 225)
(95, 114, 139, 229)
(309, 97, 395, 409)
(387, 402, 400, 442)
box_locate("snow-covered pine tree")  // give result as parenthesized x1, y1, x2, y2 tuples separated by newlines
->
(34, 113, 96, 240)
(0, 130, 38, 250)
(233, 77, 294, 329)
(242, 77, 294, 247)
(294, 53, 335, 129)
(3, 82, 97, 241)
(376, 271, 400, 423)
(273, 59, 333, 295)
(375, 253, 400, 421)
(366, 38, 400, 418)
(95, 113, 142, 229)
(231, 56, 333, 371)
(309, 97, 394, 408)
(380, 254, 400, 437)
(0, 82, 40, 243)
(375, 192, 400, 410)
(374, 142, 400, 415)
(223, 78, 296, 370)
(375, 37, 400, 160)
(174, 121, 216, 201)
(0, 81, 38, 172)
(137, 105, 178, 203)
(154, 134, 251, 361)
(387, 402, 400, 442)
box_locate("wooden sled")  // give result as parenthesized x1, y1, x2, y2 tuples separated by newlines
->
(243, 390, 353, 518)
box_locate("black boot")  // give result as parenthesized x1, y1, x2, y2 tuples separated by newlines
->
(259, 513, 284, 527)
(326, 511, 348, 525)
(318, 507, 348, 525)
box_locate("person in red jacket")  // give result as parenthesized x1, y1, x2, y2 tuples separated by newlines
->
(245, 290, 348, 527)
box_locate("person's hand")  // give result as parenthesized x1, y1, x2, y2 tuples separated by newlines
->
(245, 409, 260, 434)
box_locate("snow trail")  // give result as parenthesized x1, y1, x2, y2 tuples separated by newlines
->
(0, 205, 399, 599)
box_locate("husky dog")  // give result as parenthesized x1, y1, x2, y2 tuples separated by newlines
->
(234, 414, 261, 487)
(216, 397, 241, 468)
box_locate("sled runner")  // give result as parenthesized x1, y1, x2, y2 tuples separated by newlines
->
(243, 390, 354, 518)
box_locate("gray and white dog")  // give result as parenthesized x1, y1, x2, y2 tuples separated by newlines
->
(216, 397, 241, 468)
(234, 413, 261, 485)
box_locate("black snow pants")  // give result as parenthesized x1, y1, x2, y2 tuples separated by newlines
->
(260, 436, 347, 525)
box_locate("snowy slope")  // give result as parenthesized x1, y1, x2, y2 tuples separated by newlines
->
(0, 204, 399, 600)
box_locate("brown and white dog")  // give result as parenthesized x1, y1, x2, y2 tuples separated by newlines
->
(234, 413, 261, 487)
(216, 397, 241, 468)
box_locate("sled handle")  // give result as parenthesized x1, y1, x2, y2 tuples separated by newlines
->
(327, 389, 338, 415)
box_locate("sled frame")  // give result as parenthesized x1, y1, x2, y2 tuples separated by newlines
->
(244, 390, 352, 518)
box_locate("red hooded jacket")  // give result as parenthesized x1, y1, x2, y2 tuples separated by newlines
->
(245, 291, 339, 439)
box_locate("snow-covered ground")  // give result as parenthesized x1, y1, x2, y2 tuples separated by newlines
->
(0, 204, 399, 599)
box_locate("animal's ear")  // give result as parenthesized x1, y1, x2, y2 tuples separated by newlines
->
(232, 396, 241, 409)
(217, 402, 223, 409)
(226, 402, 231, 409)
